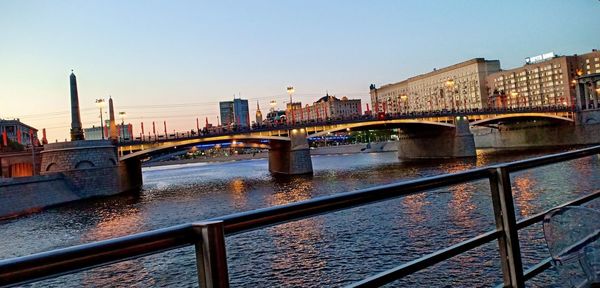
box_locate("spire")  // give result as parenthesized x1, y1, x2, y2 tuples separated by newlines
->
(108, 96, 118, 142)
(255, 100, 263, 125)
(69, 71, 85, 141)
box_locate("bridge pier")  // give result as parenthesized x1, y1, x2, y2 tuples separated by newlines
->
(269, 129, 313, 175)
(397, 116, 476, 159)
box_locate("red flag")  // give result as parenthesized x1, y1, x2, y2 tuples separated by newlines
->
(17, 128, 21, 144)
(29, 129, 33, 146)
(366, 103, 370, 113)
(2, 129, 7, 146)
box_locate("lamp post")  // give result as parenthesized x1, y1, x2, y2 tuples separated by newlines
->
(95, 98, 106, 139)
(287, 86, 295, 124)
(119, 111, 126, 142)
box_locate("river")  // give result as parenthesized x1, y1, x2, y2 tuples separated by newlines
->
(1, 148, 599, 287)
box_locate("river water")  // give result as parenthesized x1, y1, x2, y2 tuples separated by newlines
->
(1, 148, 600, 287)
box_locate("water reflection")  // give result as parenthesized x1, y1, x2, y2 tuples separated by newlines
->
(512, 172, 537, 217)
(230, 178, 249, 208)
(448, 183, 477, 231)
(402, 193, 431, 240)
(268, 176, 314, 206)
(82, 208, 143, 241)
(268, 218, 327, 286)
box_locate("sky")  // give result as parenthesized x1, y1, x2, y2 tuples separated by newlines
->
(1, 0, 599, 141)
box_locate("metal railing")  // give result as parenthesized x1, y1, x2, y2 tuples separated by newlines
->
(2, 146, 600, 287)
(119, 106, 573, 145)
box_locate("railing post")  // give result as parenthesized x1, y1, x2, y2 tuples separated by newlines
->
(193, 221, 230, 288)
(489, 166, 525, 287)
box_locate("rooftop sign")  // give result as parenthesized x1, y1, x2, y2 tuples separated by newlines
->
(525, 52, 555, 64)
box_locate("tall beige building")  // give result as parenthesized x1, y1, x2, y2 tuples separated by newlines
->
(486, 50, 600, 109)
(370, 58, 501, 114)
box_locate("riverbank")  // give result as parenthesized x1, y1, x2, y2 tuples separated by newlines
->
(143, 141, 398, 167)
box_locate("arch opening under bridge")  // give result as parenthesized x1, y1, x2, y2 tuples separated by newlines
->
(469, 113, 574, 127)
(119, 135, 290, 161)
(308, 119, 456, 138)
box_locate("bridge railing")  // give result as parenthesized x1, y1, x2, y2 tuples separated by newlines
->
(2, 145, 599, 287)
(119, 106, 573, 146)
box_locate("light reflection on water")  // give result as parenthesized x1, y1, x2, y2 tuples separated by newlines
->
(1, 148, 600, 287)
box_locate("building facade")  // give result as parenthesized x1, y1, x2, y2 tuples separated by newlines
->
(486, 50, 600, 109)
(288, 94, 362, 123)
(370, 58, 501, 114)
(219, 98, 250, 127)
(84, 124, 133, 141)
(0, 119, 38, 146)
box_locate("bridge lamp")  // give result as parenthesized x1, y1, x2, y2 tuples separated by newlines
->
(95, 98, 106, 140)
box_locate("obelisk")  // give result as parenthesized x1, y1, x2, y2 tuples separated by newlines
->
(108, 96, 118, 142)
(70, 71, 85, 141)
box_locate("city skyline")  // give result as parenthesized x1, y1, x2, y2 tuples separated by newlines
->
(1, 0, 599, 141)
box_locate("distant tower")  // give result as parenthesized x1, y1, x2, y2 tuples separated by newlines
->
(255, 101, 263, 126)
(69, 71, 85, 141)
(108, 96, 118, 142)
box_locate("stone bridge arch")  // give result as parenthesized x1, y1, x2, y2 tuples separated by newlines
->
(469, 113, 574, 126)
(308, 119, 456, 138)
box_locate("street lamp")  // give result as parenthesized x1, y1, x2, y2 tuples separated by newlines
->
(119, 111, 126, 142)
(287, 86, 295, 124)
(95, 98, 106, 139)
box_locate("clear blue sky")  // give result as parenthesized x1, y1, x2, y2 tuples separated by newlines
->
(1, 0, 599, 141)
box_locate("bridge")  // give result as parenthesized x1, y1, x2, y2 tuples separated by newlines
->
(6, 72, 595, 220)
(116, 108, 575, 174)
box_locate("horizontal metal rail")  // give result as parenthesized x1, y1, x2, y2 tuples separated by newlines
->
(0, 223, 194, 287)
(214, 168, 491, 235)
(347, 230, 501, 287)
(1, 145, 600, 287)
(517, 190, 600, 230)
